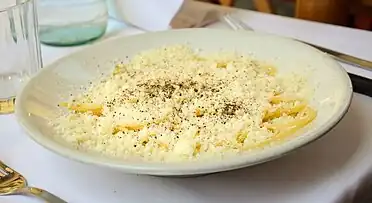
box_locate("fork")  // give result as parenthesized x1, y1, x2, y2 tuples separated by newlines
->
(221, 14, 372, 70)
(0, 160, 67, 203)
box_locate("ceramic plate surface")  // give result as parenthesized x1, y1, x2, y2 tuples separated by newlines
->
(15, 28, 352, 176)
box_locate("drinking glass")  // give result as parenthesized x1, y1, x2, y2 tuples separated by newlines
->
(37, 0, 108, 46)
(0, 0, 42, 114)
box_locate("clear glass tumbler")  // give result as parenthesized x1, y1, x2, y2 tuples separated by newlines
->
(0, 0, 42, 114)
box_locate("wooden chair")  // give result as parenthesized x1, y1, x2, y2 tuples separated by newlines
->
(255, 0, 351, 25)
(351, 0, 372, 29)
(219, 0, 234, 6)
(295, 0, 350, 25)
(253, 0, 273, 13)
(216, 0, 271, 12)
(206, 0, 372, 29)
(215, 0, 351, 26)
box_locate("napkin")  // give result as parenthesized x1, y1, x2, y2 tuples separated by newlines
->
(0, 0, 15, 8)
(170, 0, 223, 29)
(107, 0, 223, 31)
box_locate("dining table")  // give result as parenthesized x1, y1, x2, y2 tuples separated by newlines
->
(2, 1, 372, 203)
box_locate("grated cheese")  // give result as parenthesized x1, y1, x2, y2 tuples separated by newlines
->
(52, 45, 309, 162)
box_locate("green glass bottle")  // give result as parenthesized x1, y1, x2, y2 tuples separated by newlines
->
(37, 0, 108, 46)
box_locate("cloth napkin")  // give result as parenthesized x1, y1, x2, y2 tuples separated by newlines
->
(0, 0, 15, 8)
(107, 0, 224, 31)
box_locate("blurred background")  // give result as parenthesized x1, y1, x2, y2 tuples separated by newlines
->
(199, 0, 372, 31)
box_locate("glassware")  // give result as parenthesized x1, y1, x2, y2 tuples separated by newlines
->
(0, 0, 42, 114)
(37, 0, 108, 46)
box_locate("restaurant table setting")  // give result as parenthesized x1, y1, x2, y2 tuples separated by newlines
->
(2, 0, 372, 203)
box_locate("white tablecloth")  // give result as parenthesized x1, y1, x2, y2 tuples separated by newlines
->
(2, 7, 372, 203)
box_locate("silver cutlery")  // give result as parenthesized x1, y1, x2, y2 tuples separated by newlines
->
(222, 14, 372, 70)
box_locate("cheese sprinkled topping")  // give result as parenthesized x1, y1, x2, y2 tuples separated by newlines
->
(53, 45, 312, 162)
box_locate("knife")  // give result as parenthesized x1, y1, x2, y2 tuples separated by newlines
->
(222, 14, 372, 97)
(302, 43, 372, 71)
(222, 14, 372, 71)
(348, 72, 372, 97)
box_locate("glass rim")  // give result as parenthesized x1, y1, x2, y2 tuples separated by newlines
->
(0, 0, 34, 13)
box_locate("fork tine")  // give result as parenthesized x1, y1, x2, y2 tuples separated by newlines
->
(228, 14, 248, 30)
(0, 161, 22, 187)
(0, 161, 14, 174)
(0, 161, 10, 179)
(221, 14, 240, 30)
(0, 172, 5, 178)
(222, 14, 253, 31)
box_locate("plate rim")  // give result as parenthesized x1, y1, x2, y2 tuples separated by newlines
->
(15, 28, 353, 176)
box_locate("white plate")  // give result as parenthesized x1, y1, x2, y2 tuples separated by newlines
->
(15, 28, 353, 176)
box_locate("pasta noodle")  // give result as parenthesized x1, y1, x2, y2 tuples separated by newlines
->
(248, 98, 317, 150)
(59, 102, 103, 116)
(55, 45, 317, 162)
(61, 95, 317, 150)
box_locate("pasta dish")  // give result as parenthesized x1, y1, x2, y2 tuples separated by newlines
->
(53, 45, 316, 162)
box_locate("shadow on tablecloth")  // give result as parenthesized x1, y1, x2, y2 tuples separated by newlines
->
(165, 100, 365, 202)
(31, 95, 367, 203)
